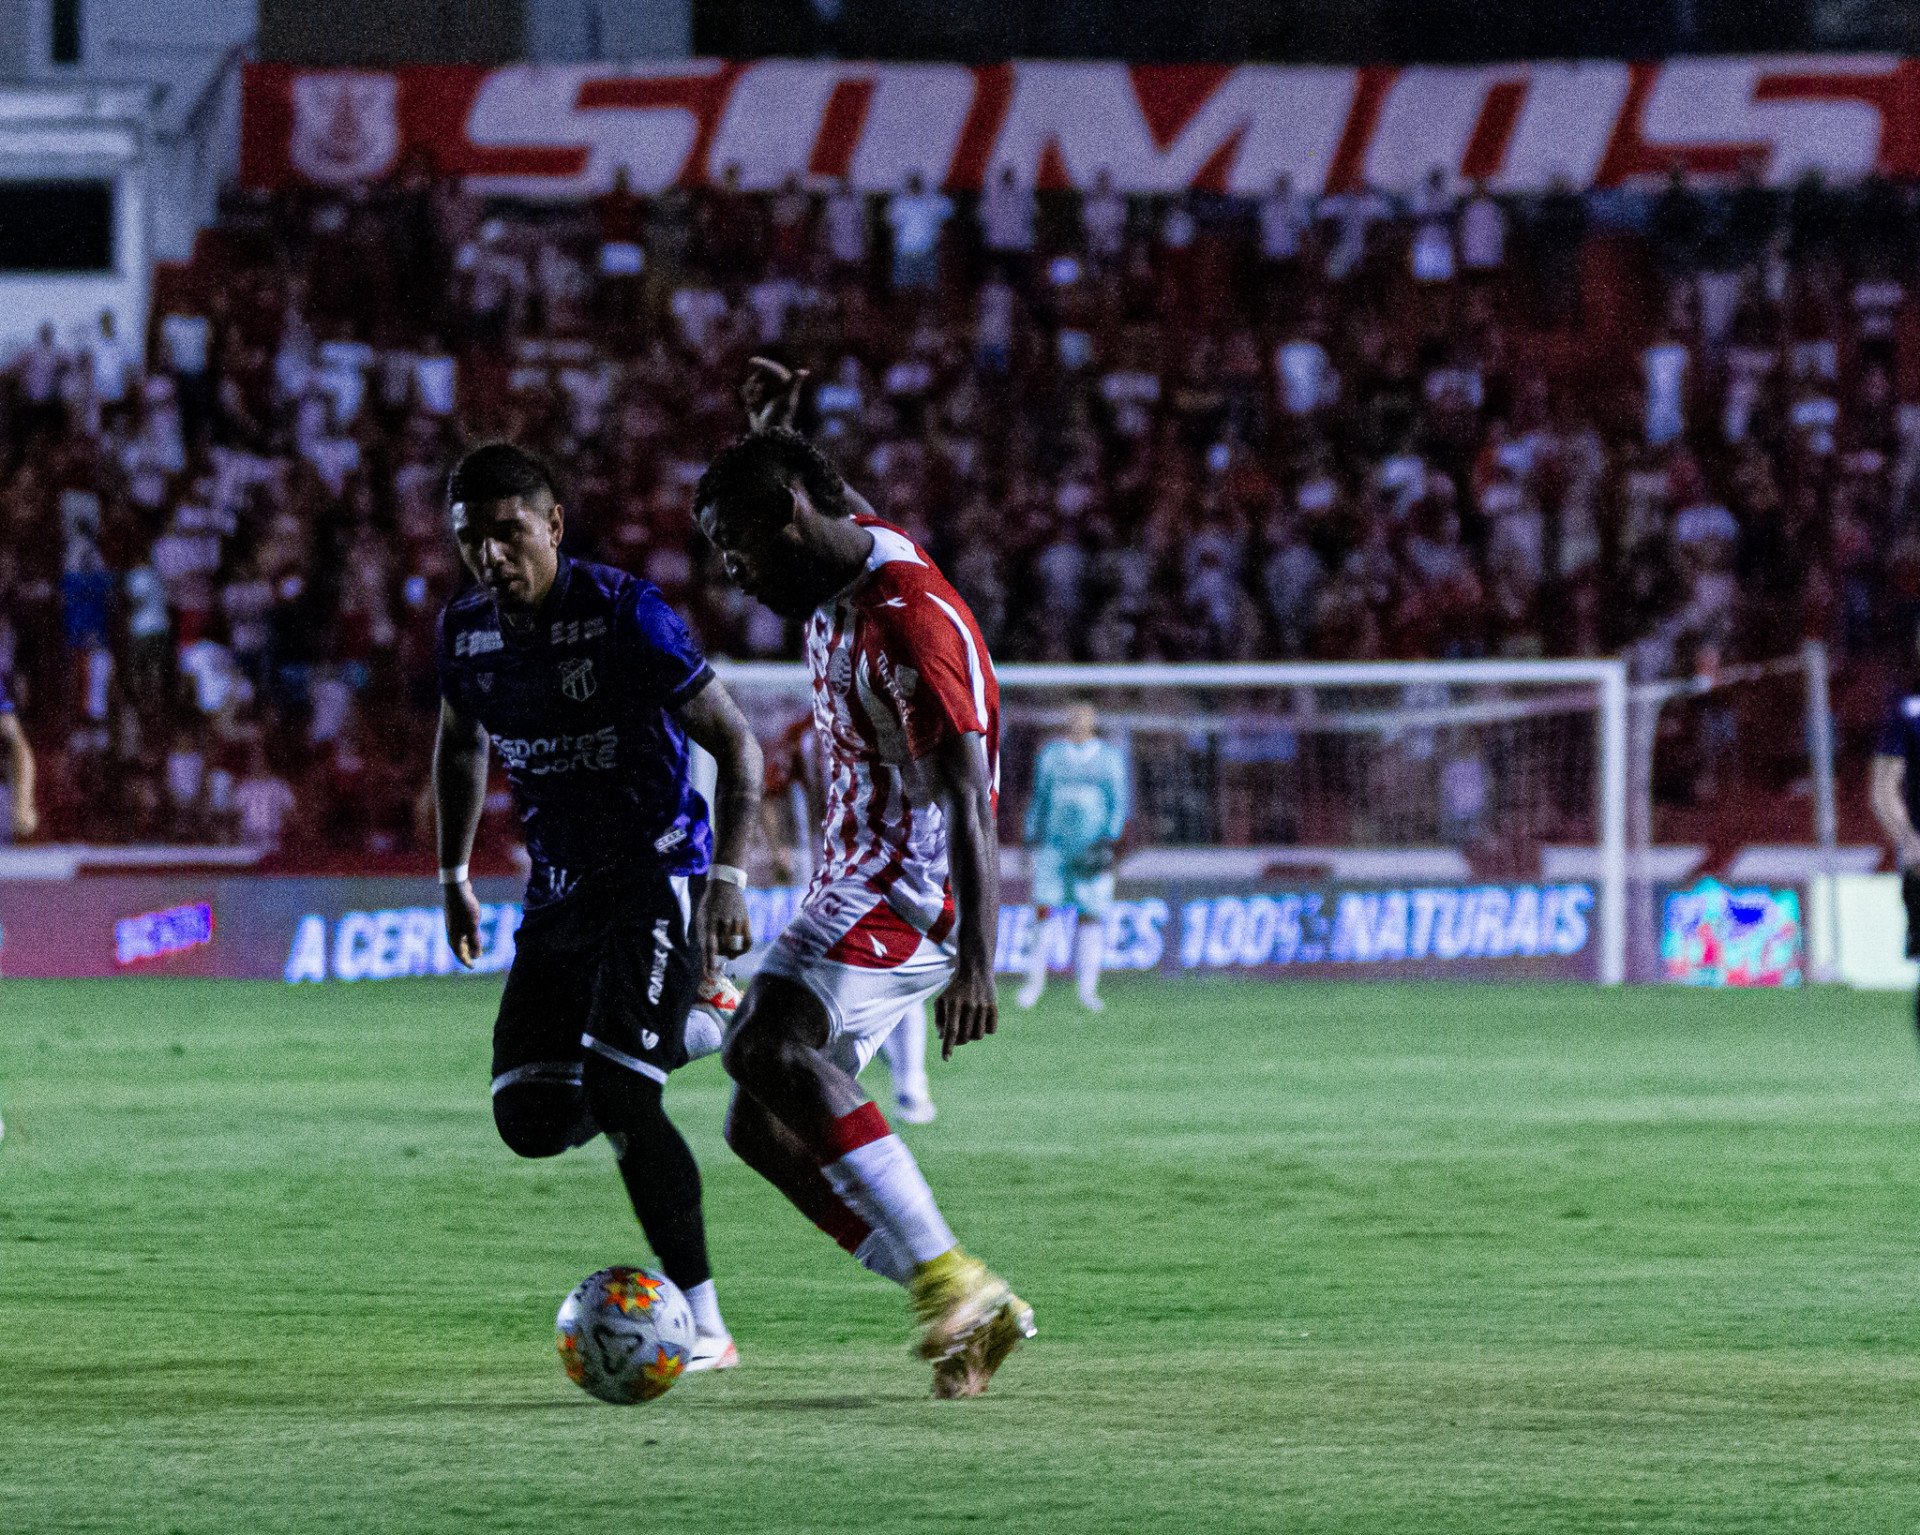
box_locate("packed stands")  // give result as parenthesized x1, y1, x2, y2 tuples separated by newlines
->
(0, 162, 1913, 858)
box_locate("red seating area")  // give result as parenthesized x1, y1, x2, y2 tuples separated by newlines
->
(0, 167, 1913, 857)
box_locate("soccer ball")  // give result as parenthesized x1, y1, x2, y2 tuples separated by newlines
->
(555, 1266, 696, 1404)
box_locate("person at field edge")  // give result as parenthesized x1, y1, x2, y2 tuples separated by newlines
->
(0, 664, 38, 845)
(1018, 702, 1128, 1012)
(1869, 645, 1920, 1034)
(0, 662, 34, 1139)
(691, 356, 1033, 1399)
(433, 443, 765, 1373)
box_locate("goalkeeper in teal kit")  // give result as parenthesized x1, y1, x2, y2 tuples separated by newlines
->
(1017, 703, 1130, 1012)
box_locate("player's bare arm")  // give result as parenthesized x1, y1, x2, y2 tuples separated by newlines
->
(1870, 754, 1920, 867)
(1, 711, 37, 841)
(741, 356, 808, 433)
(676, 678, 765, 977)
(930, 730, 1000, 1060)
(433, 695, 490, 967)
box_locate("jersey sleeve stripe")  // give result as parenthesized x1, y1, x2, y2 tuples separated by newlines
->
(663, 661, 716, 711)
(925, 592, 988, 733)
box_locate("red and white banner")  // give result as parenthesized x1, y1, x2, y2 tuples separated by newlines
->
(242, 56, 1920, 198)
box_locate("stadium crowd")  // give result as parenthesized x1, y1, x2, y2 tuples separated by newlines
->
(0, 159, 1915, 856)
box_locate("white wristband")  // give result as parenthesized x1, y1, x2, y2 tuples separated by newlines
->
(710, 863, 747, 889)
(439, 864, 469, 886)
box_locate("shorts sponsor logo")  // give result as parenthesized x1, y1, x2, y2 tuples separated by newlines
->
(646, 918, 672, 1004)
(559, 657, 597, 702)
(653, 824, 686, 853)
(493, 725, 617, 774)
(640, 1029, 659, 1050)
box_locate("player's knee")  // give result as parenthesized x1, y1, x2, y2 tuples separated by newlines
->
(492, 1084, 585, 1159)
(581, 1053, 669, 1140)
(720, 1090, 763, 1156)
(720, 1017, 796, 1089)
(718, 1011, 764, 1083)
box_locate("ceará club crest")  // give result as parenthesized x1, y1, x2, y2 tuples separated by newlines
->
(559, 657, 597, 702)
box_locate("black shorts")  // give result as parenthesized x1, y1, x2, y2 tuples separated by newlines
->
(1904, 870, 1920, 961)
(490, 866, 705, 1097)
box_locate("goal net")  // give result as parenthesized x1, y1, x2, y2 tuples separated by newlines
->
(712, 659, 1628, 985)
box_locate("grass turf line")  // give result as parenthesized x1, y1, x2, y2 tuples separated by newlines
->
(1, 977, 1917, 1534)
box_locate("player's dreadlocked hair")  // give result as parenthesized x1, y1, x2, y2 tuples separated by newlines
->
(693, 427, 852, 528)
(447, 442, 560, 511)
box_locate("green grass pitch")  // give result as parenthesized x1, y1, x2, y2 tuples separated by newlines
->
(3, 977, 1918, 1534)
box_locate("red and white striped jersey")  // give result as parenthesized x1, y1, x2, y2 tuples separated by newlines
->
(801, 515, 999, 938)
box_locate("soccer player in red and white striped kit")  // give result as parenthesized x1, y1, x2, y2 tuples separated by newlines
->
(693, 360, 1032, 1398)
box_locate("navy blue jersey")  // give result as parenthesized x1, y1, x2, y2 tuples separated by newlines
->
(438, 558, 713, 908)
(1878, 692, 1920, 827)
(0, 665, 12, 716)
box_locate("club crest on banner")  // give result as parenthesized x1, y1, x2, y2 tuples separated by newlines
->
(290, 73, 400, 185)
(559, 657, 597, 701)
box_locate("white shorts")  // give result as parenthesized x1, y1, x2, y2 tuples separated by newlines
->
(756, 882, 956, 1078)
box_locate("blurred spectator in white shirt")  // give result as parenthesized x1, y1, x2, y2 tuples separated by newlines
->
(1460, 180, 1505, 272)
(1276, 336, 1333, 417)
(1319, 184, 1389, 280)
(17, 321, 60, 404)
(90, 309, 131, 415)
(1409, 167, 1457, 284)
(982, 164, 1035, 258)
(1081, 168, 1126, 266)
(1645, 340, 1689, 447)
(976, 272, 1015, 374)
(825, 176, 867, 271)
(1258, 174, 1312, 265)
(160, 310, 213, 448)
(887, 173, 952, 291)
(236, 744, 298, 855)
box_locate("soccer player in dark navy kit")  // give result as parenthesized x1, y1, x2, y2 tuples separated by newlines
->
(433, 444, 765, 1371)
(1872, 666, 1920, 1035)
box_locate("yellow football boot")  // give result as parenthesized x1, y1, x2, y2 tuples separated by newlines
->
(910, 1249, 1032, 1395)
(931, 1289, 1036, 1399)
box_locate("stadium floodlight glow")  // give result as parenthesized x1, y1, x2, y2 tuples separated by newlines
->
(715, 657, 1632, 986)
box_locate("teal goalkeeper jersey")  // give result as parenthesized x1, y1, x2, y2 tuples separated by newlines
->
(1024, 738, 1129, 862)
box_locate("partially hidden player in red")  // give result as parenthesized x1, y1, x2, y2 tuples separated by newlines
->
(693, 359, 1033, 1398)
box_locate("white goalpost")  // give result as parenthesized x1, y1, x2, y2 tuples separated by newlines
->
(714, 657, 1632, 986)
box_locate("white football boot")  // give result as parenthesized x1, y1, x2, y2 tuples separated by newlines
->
(686, 974, 742, 1061)
(895, 1089, 937, 1125)
(684, 1332, 739, 1372)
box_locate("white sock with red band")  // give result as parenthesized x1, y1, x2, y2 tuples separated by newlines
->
(854, 1227, 914, 1285)
(818, 1102, 956, 1265)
